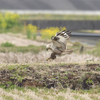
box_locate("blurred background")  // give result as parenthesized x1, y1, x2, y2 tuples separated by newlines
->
(0, 0, 100, 63)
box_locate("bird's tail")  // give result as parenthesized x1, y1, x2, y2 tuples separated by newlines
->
(61, 49, 73, 56)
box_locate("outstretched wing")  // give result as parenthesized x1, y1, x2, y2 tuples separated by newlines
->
(55, 30, 71, 39)
(54, 30, 71, 45)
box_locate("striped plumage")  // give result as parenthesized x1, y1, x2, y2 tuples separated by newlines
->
(55, 30, 71, 38)
(46, 30, 73, 61)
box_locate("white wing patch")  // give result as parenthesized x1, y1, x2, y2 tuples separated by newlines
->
(57, 35, 67, 43)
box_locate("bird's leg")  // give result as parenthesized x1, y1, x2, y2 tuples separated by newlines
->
(46, 52, 56, 61)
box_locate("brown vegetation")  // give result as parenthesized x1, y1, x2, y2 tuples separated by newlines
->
(0, 52, 99, 64)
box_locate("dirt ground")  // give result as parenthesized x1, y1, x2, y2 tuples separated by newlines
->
(0, 34, 47, 46)
(0, 63, 100, 90)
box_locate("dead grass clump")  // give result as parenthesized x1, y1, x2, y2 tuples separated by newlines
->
(0, 52, 99, 64)
(0, 87, 100, 100)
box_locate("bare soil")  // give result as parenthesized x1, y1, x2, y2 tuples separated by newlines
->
(0, 63, 100, 90)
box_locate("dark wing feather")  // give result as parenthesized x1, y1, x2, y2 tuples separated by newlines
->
(55, 30, 71, 37)
(65, 30, 71, 36)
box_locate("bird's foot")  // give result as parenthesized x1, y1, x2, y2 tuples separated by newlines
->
(46, 58, 51, 61)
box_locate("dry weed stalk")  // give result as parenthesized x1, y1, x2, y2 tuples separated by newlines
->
(0, 52, 99, 64)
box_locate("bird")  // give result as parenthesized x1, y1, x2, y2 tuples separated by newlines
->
(46, 30, 73, 61)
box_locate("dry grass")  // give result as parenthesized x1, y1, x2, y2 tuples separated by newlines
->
(0, 87, 100, 100)
(0, 51, 99, 65)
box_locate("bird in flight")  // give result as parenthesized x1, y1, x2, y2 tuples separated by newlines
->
(46, 30, 73, 61)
